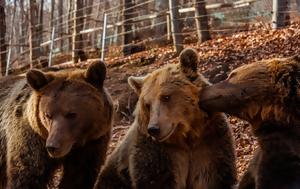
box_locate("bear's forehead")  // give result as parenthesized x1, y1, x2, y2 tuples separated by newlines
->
(41, 79, 96, 97)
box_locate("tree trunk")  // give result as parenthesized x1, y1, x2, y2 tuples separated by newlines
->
(29, 0, 41, 66)
(19, 0, 27, 54)
(0, 0, 6, 76)
(72, 0, 84, 63)
(194, 0, 211, 43)
(168, 0, 183, 54)
(50, 0, 55, 28)
(38, 0, 44, 54)
(58, 0, 63, 51)
(84, 0, 93, 47)
(122, 0, 134, 56)
(154, 0, 168, 45)
(272, 0, 290, 29)
(68, 0, 73, 51)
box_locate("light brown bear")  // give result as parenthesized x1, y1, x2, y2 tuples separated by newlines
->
(94, 48, 237, 189)
(0, 61, 113, 189)
(200, 56, 300, 189)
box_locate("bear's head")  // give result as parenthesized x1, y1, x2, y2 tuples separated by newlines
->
(26, 61, 112, 158)
(128, 48, 209, 143)
(200, 56, 300, 127)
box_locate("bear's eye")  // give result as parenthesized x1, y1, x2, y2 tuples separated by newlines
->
(160, 95, 171, 102)
(65, 112, 77, 119)
(145, 103, 151, 110)
(45, 113, 52, 119)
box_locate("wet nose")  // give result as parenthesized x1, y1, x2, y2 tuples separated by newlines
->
(147, 124, 160, 137)
(46, 146, 59, 154)
(46, 142, 60, 154)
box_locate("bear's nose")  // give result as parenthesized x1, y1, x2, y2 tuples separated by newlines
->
(46, 146, 59, 154)
(147, 124, 160, 137)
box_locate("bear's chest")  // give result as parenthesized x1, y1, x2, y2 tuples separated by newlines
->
(168, 146, 212, 189)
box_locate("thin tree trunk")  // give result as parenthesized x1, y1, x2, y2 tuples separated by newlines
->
(194, 0, 211, 43)
(19, 0, 27, 54)
(50, 0, 55, 28)
(68, 0, 73, 51)
(29, 0, 41, 65)
(84, 0, 93, 47)
(58, 0, 63, 50)
(123, 0, 134, 56)
(72, 0, 84, 63)
(0, 0, 6, 76)
(38, 0, 44, 54)
(169, 0, 183, 54)
(154, 0, 168, 45)
(272, 0, 290, 29)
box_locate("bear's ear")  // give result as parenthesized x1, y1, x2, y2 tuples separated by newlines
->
(128, 76, 145, 95)
(85, 61, 106, 89)
(179, 48, 199, 81)
(26, 69, 50, 91)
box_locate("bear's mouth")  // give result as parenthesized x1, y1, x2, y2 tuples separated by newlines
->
(158, 124, 177, 142)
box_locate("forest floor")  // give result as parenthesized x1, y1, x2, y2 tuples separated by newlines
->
(48, 22, 300, 186)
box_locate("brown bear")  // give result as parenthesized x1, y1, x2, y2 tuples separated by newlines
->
(0, 61, 113, 189)
(94, 48, 237, 189)
(200, 56, 300, 189)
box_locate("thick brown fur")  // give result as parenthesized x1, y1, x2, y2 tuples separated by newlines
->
(94, 48, 237, 189)
(0, 61, 113, 189)
(200, 56, 300, 189)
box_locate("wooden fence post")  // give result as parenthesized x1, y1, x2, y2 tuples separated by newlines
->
(168, 0, 183, 54)
(72, 0, 78, 63)
(5, 43, 11, 76)
(48, 27, 55, 67)
(167, 14, 171, 41)
(101, 13, 107, 61)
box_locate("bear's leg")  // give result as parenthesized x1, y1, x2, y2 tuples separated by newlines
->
(59, 135, 110, 189)
(0, 164, 6, 189)
(94, 164, 132, 189)
(238, 170, 255, 189)
(6, 129, 54, 189)
(130, 136, 176, 189)
(255, 153, 300, 189)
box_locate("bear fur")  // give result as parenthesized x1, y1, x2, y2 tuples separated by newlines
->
(94, 48, 237, 189)
(200, 56, 300, 189)
(0, 61, 113, 189)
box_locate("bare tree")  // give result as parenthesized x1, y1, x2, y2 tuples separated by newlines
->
(68, 0, 74, 51)
(58, 0, 63, 50)
(194, 0, 211, 42)
(72, 0, 84, 63)
(0, 0, 6, 76)
(50, 0, 55, 28)
(38, 0, 44, 48)
(272, 0, 290, 29)
(154, 0, 168, 44)
(123, 0, 134, 56)
(29, 0, 41, 66)
(84, 0, 93, 47)
(19, 0, 28, 54)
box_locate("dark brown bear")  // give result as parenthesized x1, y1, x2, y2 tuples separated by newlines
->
(200, 56, 300, 189)
(94, 48, 237, 189)
(0, 61, 113, 189)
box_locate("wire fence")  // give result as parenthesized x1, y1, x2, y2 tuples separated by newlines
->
(0, 0, 299, 75)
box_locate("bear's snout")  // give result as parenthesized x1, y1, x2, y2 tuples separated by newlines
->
(46, 145, 59, 155)
(46, 140, 63, 157)
(147, 124, 160, 137)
